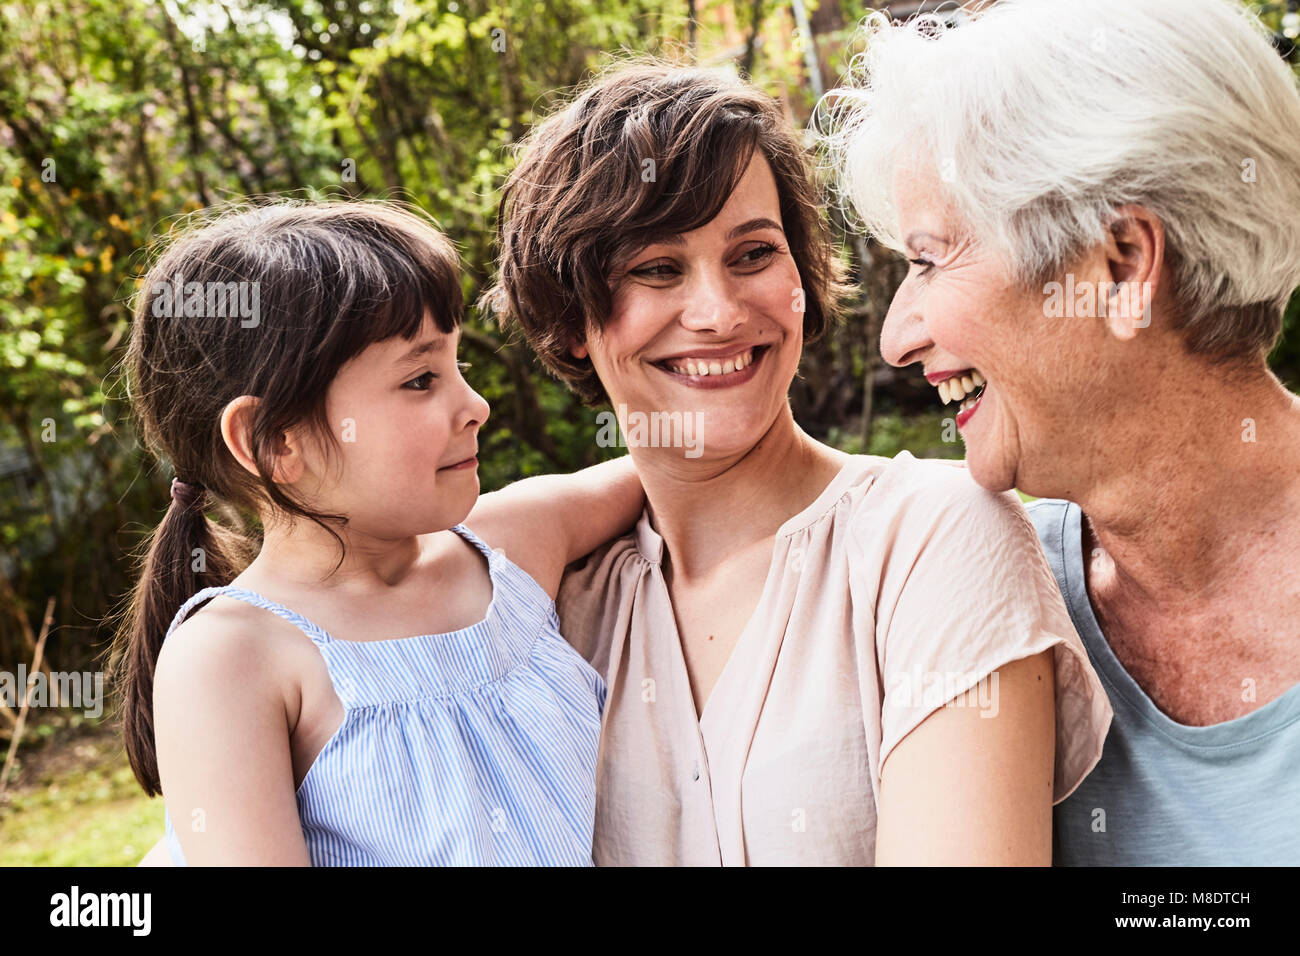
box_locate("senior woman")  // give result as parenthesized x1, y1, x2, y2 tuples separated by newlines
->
(822, 0, 1300, 865)
(485, 62, 1111, 865)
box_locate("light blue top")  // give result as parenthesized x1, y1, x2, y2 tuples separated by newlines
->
(161, 524, 606, 866)
(1029, 499, 1300, 866)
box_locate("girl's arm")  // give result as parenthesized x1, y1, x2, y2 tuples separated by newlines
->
(466, 455, 644, 597)
(874, 650, 1056, 865)
(153, 613, 312, 866)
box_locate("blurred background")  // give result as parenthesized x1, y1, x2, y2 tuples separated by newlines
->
(1, 0, 1297, 865)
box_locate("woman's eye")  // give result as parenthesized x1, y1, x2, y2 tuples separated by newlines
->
(402, 371, 437, 391)
(629, 261, 677, 278)
(908, 256, 934, 274)
(736, 242, 779, 267)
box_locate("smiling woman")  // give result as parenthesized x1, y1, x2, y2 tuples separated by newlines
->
(486, 61, 1114, 866)
(818, 0, 1300, 865)
(483, 61, 846, 408)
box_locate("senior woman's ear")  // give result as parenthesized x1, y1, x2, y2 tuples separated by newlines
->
(1100, 204, 1165, 342)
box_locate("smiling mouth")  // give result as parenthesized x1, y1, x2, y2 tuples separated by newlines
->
(653, 345, 770, 378)
(936, 369, 986, 416)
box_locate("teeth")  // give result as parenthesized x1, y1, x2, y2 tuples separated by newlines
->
(668, 348, 755, 376)
(935, 369, 985, 406)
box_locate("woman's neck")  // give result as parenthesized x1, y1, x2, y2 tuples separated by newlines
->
(1076, 364, 1300, 607)
(630, 405, 848, 581)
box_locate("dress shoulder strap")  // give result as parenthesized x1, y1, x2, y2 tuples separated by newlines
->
(165, 586, 333, 646)
(450, 523, 498, 562)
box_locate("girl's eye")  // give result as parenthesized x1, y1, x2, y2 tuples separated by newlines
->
(402, 371, 437, 391)
(457, 361, 472, 373)
(736, 242, 779, 267)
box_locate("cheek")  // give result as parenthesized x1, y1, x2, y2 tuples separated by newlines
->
(354, 401, 452, 474)
(595, 299, 656, 365)
(927, 283, 1020, 360)
(756, 263, 806, 331)
(923, 299, 976, 355)
(401, 401, 455, 456)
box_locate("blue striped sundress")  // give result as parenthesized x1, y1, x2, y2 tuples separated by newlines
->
(160, 523, 606, 866)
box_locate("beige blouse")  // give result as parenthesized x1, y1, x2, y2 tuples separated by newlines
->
(556, 451, 1112, 865)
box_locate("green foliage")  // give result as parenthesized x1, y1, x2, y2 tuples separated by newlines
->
(0, 0, 821, 674)
(0, 0, 1296, 681)
(1269, 287, 1300, 389)
(826, 409, 965, 461)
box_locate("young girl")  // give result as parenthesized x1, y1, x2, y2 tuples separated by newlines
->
(113, 200, 642, 865)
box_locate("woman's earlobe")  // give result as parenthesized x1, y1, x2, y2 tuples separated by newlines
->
(1102, 206, 1162, 342)
(570, 341, 590, 360)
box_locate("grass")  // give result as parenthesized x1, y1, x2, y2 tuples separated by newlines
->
(0, 715, 163, 866)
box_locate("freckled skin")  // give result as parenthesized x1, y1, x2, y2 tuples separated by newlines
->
(881, 161, 1300, 725)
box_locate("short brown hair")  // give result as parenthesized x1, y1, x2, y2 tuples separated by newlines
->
(483, 61, 850, 405)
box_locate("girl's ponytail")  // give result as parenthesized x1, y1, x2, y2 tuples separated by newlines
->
(113, 478, 253, 797)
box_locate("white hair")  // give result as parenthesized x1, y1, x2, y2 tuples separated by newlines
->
(817, 0, 1300, 358)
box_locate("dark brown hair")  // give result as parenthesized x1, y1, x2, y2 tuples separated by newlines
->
(109, 200, 463, 797)
(483, 61, 850, 405)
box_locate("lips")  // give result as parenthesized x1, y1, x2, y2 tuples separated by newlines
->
(439, 453, 478, 470)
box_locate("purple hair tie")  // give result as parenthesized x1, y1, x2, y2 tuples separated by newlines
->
(170, 477, 207, 511)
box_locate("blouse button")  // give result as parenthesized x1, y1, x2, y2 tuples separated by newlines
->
(691, 762, 700, 782)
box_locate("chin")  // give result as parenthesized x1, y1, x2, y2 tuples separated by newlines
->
(694, 409, 776, 461)
(963, 449, 1017, 494)
(439, 487, 478, 526)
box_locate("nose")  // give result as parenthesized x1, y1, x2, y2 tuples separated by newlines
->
(879, 283, 932, 369)
(460, 378, 490, 432)
(679, 267, 744, 336)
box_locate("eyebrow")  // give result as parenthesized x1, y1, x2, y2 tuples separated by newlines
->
(904, 231, 948, 251)
(394, 335, 449, 366)
(649, 217, 785, 248)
